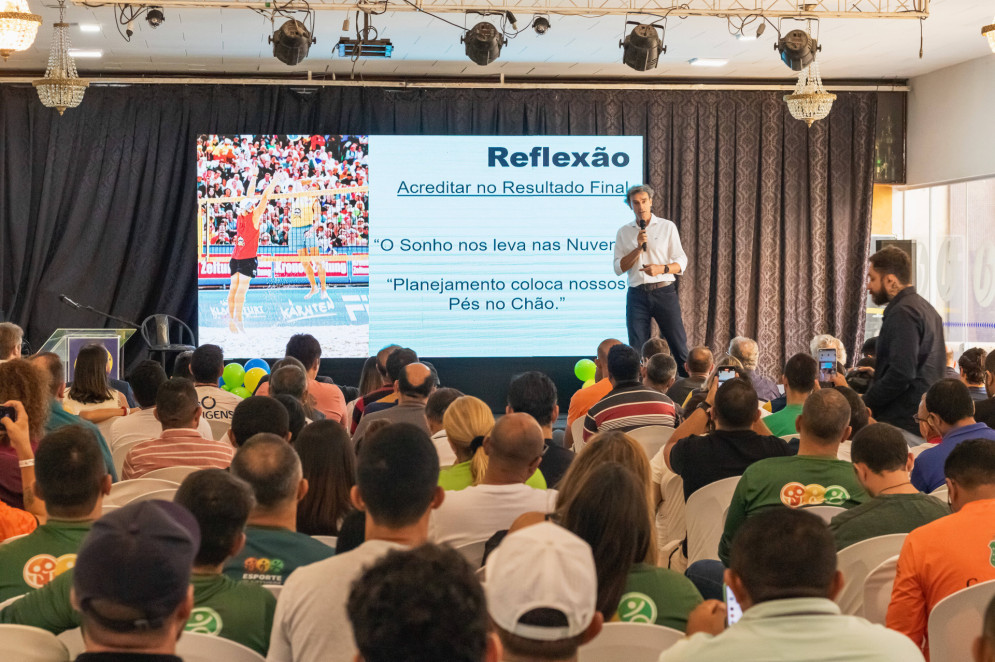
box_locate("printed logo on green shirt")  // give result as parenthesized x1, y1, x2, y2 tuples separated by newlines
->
(23, 554, 76, 589)
(242, 556, 286, 584)
(989, 541, 995, 568)
(779, 483, 850, 507)
(186, 607, 223, 635)
(617, 592, 658, 624)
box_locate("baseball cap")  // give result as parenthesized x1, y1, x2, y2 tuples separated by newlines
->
(74, 500, 200, 632)
(485, 522, 597, 642)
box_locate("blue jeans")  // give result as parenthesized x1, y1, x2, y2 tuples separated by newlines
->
(626, 285, 689, 376)
(686, 559, 726, 601)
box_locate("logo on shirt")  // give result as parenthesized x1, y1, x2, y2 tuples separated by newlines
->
(989, 541, 995, 568)
(617, 592, 657, 624)
(243, 556, 286, 584)
(186, 607, 223, 635)
(23, 553, 77, 589)
(779, 483, 850, 508)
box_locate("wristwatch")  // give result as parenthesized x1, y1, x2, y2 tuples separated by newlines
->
(697, 401, 712, 414)
(663, 264, 670, 274)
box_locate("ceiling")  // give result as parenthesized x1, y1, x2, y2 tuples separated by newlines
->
(2, 0, 993, 80)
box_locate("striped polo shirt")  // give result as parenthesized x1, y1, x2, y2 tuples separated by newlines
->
(122, 428, 235, 479)
(582, 381, 677, 441)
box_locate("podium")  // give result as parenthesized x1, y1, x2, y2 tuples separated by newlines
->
(39, 328, 135, 382)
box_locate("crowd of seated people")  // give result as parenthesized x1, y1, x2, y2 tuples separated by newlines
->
(3, 315, 995, 662)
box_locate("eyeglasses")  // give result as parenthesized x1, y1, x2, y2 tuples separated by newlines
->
(912, 416, 929, 425)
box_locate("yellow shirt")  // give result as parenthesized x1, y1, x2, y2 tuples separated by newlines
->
(290, 196, 317, 228)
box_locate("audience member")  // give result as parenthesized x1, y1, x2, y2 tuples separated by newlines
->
(30, 352, 116, 480)
(862, 336, 878, 361)
(960, 347, 989, 401)
(582, 344, 678, 441)
(225, 433, 334, 584)
(122, 378, 234, 479)
(810, 334, 848, 369)
(62, 344, 130, 437)
(643, 353, 680, 405)
(977, 350, 995, 428)
(0, 426, 110, 601)
(487, 523, 602, 662)
(0, 321, 23, 362)
(863, 245, 946, 439)
(659, 509, 925, 661)
(915, 394, 942, 445)
(172, 350, 194, 379)
(727, 336, 780, 402)
(662, 377, 789, 500)
(191, 344, 243, 435)
(273, 393, 307, 443)
(352, 362, 434, 449)
(911, 378, 995, 493)
(351, 346, 416, 430)
(763, 353, 817, 437)
(506, 371, 573, 489)
(294, 421, 356, 536)
(228, 396, 291, 448)
(174, 469, 276, 655)
(254, 334, 347, 424)
(268, 422, 444, 662)
(0, 359, 49, 509)
(888, 439, 995, 656)
(269, 364, 324, 422)
(431, 413, 556, 548)
(834, 385, 872, 461)
(426, 387, 463, 466)
(641, 337, 671, 362)
(973, 594, 995, 662)
(563, 338, 621, 450)
(0, 400, 40, 539)
(829, 423, 948, 550)
(349, 344, 402, 432)
(347, 544, 499, 662)
(668, 346, 714, 409)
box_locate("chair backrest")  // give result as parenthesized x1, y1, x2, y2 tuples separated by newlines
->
(1, 533, 29, 546)
(106, 478, 181, 506)
(656, 465, 687, 570)
(577, 622, 684, 662)
(801, 505, 846, 523)
(0, 593, 25, 610)
(141, 314, 195, 348)
(207, 418, 233, 443)
(835, 533, 908, 615)
(175, 631, 266, 662)
(685, 476, 740, 565)
(127, 488, 179, 504)
(455, 539, 488, 569)
(140, 466, 203, 484)
(571, 417, 586, 453)
(111, 439, 144, 477)
(264, 584, 283, 600)
(930, 485, 949, 501)
(625, 426, 675, 461)
(0, 624, 70, 661)
(928, 579, 995, 662)
(312, 535, 338, 549)
(861, 555, 900, 624)
(780, 433, 801, 442)
(57, 628, 85, 659)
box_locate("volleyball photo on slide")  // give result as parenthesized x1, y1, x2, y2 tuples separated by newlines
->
(196, 134, 370, 358)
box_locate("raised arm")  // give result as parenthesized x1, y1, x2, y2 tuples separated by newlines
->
(2, 400, 46, 521)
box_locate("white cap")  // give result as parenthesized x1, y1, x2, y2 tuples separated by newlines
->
(485, 522, 597, 642)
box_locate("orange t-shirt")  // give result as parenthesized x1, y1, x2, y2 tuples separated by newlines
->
(566, 378, 613, 426)
(1, 502, 37, 542)
(887, 498, 995, 658)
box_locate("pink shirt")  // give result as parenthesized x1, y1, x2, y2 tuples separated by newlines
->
(122, 428, 235, 479)
(256, 379, 347, 426)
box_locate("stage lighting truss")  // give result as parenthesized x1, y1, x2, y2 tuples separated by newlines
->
(336, 10, 392, 58)
(775, 17, 821, 71)
(620, 19, 666, 72)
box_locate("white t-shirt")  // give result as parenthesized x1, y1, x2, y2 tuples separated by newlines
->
(431, 429, 456, 467)
(62, 391, 126, 439)
(266, 539, 406, 662)
(108, 408, 216, 449)
(429, 483, 559, 548)
(194, 385, 243, 438)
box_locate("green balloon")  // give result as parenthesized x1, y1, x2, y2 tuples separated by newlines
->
(220, 384, 233, 392)
(582, 379, 595, 389)
(574, 358, 596, 382)
(231, 386, 252, 399)
(222, 362, 245, 388)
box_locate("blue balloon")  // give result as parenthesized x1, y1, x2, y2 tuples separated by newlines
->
(244, 358, 271, 374)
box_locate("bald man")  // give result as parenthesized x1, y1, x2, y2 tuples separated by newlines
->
(429, 413, 559, 549)
(352, 362, 436, 451)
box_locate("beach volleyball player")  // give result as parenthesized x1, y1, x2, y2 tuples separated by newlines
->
(228, 173, 280, 333)
(291, 179, 328, 300)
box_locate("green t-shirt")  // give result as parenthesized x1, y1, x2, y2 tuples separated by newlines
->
(437, 461, 547, 491)
(614, 562, 703, 632)
(718, 454, 870, 564)
(0, 519, 92, 602)
(762, 404, 804, 437)
(223, 525, 335, 585)
(1, 571, 276, 655)
(828, 493, 950, 551)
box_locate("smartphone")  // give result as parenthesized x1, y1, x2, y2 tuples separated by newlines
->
(725, 584, 742, 626)
(0, 405, 16, 422)
(818, 348, 838, 383)
(717, 367, 736, 384)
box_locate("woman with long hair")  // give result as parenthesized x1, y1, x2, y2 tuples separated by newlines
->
(63, 344, 130, 435)
(345, 355, 384, 425)
(293, 420, 356, 536)
(0, 359, 51, 510)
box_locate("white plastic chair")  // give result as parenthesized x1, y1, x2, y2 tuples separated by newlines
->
(106, 478, 181, 506)
(927, 579, 995, 662)
(140, 466, 203, 484)
(0, 593, 25, 611)
(263, 584, 282, 600)
(571, 418, 586, 453)
(175, 631, 265, 662)
(685, 476, 740, 565)
(802, 505, 846, 523)
(1, 533, 29, 546)
(656, 465, 687, 572)
(312, 535, 338, 549)
(861, 555, 900, 624)
(455, 539, 488, 568)
(835, 533, 908, 615)
(930, 485, 949, 501)
(625, 426, 675, 462)
(780, 433, 801, 442)
(207, 419, 233, 443)
(111, 440, 143, 477)
(127, 487, 179, 504)
(577, 622, 684, 662)
(57, 628, 85, 659)
(0, 624, 70, 661)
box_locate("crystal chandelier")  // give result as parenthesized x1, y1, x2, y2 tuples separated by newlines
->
(32, 0, 88, 115)
(0, 0, 41, 60)
(784, 60, 836, 128)
(983, 18, 995, 54)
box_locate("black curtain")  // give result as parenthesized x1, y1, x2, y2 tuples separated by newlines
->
(0, 84, 874, 377)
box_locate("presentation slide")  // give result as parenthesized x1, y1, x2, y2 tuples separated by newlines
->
(196, 134, 642, 358)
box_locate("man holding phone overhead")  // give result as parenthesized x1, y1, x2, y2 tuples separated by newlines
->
(613, 185, 690, 377)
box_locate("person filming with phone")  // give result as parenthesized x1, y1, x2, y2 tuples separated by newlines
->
(613, 185, 690, 377)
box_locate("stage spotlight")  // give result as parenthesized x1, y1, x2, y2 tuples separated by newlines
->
(620, 23, 665, 72)
(776, 28, 818, 71)
(270, 19, 316, 66)
(533, 16, 550, 35)
(461, 21, 506, 66)
(145, 7, 164, 28)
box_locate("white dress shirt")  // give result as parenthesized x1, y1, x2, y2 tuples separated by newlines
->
(613, 214, 688, 287)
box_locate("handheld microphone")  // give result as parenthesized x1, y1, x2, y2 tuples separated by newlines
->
(637, 219, 647, 252)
